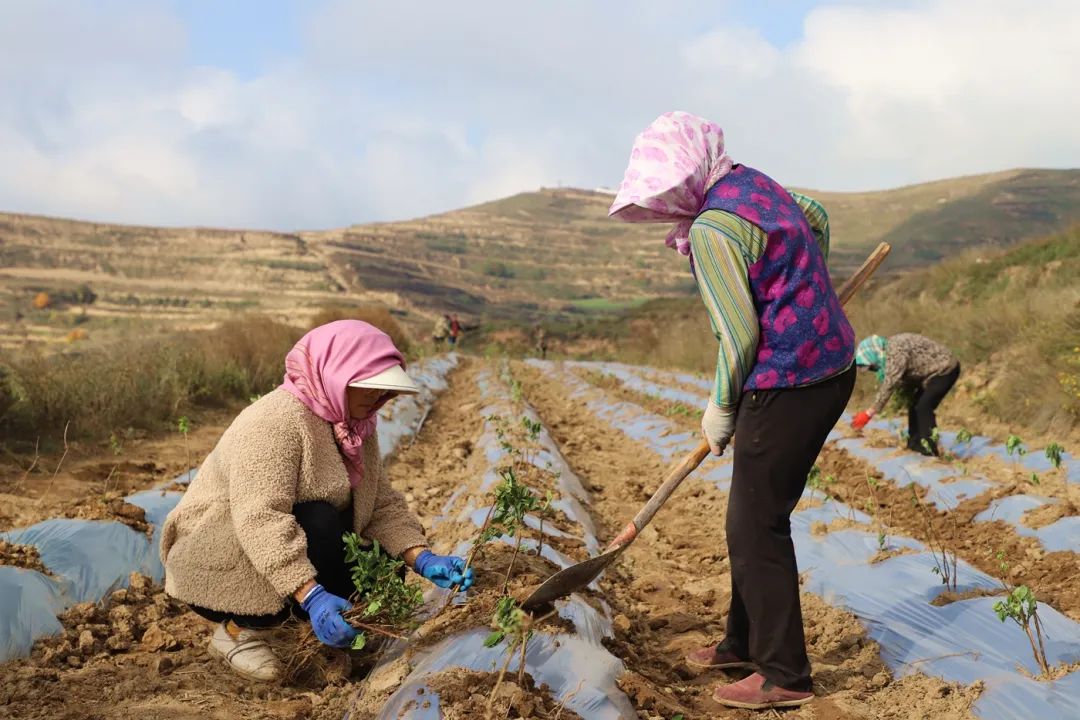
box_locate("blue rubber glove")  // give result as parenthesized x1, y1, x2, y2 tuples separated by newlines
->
(414, 550, 474, 590)
(299, 584, 357, 648)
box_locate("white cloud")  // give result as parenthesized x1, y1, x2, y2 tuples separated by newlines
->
(0, 0, 1077, 228)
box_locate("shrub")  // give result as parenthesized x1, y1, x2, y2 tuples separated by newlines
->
(308, 305, 413, 357)
(482, 261, 516, 279)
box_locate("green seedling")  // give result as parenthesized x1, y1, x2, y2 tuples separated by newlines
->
(1045, 442, 1065, 470)
(993, 585, 1051, 677)
(536, 489, 554, 560)
(1007, 434, 1030, 483)
(956, 428, 974, 445)
(491, 467, 543, 593)
(484, 595, 546, 712)
(521, 416, 542, 443)
(484, 595, 527, 650)
(177, 416, 192, 472)
(909, 485, 958, 591)
(341, 535, 424, 650)
(806, 465, 831, 503)
(865, 475, 888, 553)
(665, 403, 694, 418)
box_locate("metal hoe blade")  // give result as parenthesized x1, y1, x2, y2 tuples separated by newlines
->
(520, 547, 623, 611)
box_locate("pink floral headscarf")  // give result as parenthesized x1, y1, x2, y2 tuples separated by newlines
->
(608, 111, 734, 256)
(280, 320, 405, 487)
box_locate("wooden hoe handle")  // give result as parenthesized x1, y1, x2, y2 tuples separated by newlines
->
(604, 242, 892, 553)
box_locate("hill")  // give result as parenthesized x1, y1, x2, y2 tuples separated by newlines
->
(1, 168, 1078, 352)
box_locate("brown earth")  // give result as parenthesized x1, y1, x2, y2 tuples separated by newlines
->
(516, 361, 980, 719)
(427, 669, 584, 720)
(0, 407, 234, 532)
(0, 539, 50, 574)
(8, 356, 1077, 718)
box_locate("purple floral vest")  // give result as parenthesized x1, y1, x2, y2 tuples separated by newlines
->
(701, 164, 855, 390)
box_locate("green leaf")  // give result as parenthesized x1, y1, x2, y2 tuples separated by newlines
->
(483, 631, 505, 648)
(1045, 442, 1065, 470)
(351, 632, 368, 651)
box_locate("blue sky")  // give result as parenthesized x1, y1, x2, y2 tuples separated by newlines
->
(177, 0, 304, 78)
(1, 1, 1077, 228)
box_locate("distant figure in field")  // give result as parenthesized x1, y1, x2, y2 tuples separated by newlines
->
(448, 314, 462, 346)
(159, 321, 473, 682)
(432, 314, 451, 346)
(851, 333, 960, 456)
(609, 111, 855, 710)
(534, 325, 548, 359)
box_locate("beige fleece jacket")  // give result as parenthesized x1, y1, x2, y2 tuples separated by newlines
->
(160, 389, 427, 616)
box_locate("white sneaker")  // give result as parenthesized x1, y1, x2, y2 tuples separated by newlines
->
(207, 622, 282, 682)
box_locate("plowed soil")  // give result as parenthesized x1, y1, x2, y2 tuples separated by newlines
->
(13, 356, 1078, 718)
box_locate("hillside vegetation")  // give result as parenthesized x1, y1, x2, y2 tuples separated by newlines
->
(845, 224, 1080, 435)
(2, 168, 1077, 354)
(586, 225, 1080, 438)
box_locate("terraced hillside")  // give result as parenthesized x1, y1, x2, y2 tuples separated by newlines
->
(2, 168, 1077, 352)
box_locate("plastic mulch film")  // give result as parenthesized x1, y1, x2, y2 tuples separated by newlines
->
(527, 359, 734, 489)
(565, 360, 704, 407)
(533, 360, 1080, 720)
(974, 495, 1080, 553)
(833, 438, 994, 511)
(0, 567, 66, 661)
(0, 355, 460, 663)
(377, 353, 460, 457)
(837, 426, 1078, 550)
(866, 418, 1079, 485)
(793, 516, 1080, 718)
(369, 367, 633, 719)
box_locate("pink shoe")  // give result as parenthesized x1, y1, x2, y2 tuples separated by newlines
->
(685, 640, 755, 670)
(712, 672, 813, 710)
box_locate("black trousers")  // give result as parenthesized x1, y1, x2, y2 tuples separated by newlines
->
(725, 366, 855, 691)
(907, 364, 960, 456)
(189, 501, 354, 629)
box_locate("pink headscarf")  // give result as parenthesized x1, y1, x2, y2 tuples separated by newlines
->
(608, 111, 734, 256)
(280, 320, 405, 487)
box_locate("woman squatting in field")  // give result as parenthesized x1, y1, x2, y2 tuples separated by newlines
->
(851, 333, 961, 456)
(159, 320, 473, 682)
(609, 112, 856, 710)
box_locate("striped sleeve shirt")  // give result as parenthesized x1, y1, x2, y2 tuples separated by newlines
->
(689, 191, 831, 408)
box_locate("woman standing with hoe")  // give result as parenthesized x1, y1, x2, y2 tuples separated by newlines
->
(160, 320, 474, 682)
(609, 112, 856, 710)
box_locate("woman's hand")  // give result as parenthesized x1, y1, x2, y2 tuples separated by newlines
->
(299, 584, 357, 648)
(413, 550, 474, 589)
(851, 409, 874, 430)
(702, 400, 736, 456)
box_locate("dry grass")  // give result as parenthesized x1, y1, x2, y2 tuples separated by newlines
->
(309, 305, 414, 357)
(0, 304, 417, 449)
(0, 316, 301, 448)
